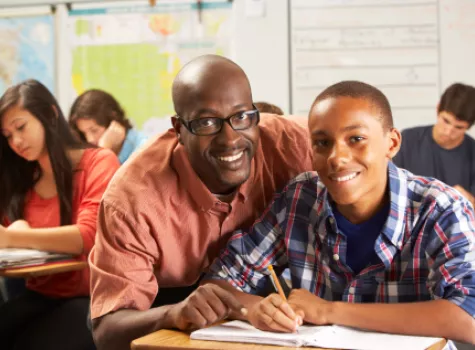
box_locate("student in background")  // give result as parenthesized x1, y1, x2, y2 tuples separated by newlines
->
(89, 55, 313, 350)
(69, 89, 148, 164)
(0, 80, 120, 350)
(393, 83, 475, 206)
(207, 81, 475, 345)
(254, 101, 284, 115)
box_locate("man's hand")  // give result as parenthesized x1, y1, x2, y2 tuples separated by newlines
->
(247, 293, 302, 332)
(288, 289, 332, 326)
(167, 284, 247, 330)
(453, 185, 475, 207)
(98, 121, 126, 154)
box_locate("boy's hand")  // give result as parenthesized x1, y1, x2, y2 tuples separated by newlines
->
(288, 289, 332, 325)
(168, 284, 247, 330)
(98, 121, 126, 154)
(247, 293, 303, 332)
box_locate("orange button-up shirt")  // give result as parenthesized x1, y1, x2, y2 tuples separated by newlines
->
(89, 114, 313, 319)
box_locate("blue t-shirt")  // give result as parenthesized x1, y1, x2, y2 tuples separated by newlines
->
(333, 203, 389, 274)
(118, 128, 148, 164)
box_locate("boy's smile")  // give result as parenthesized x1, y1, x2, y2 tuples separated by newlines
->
(308, 96, 401, 223)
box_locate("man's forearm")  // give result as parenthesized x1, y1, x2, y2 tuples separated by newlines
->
(328, 299, 475, 344)
(93, 306, 176, 350)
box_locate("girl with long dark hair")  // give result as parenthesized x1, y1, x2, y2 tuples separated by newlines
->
(0, 80, 120, 350)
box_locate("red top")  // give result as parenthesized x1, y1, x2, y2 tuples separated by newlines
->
(22, 148, 120, 298)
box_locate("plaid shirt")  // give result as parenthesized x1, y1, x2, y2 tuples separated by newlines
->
(208, 162, 475, 321)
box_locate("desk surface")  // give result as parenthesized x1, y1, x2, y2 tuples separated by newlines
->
(131, 328, 448, 350)
(0, 260, 88, 278)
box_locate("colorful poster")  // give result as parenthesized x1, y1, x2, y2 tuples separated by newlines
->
(0, 14, 55, 94)
(68, 2, 233, 136)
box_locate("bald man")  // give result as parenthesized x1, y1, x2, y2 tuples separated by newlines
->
(89, 55, 313, 350)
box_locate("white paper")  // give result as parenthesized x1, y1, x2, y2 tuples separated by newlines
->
(191, 320, 443, 350)
(0, 248, 72, 268)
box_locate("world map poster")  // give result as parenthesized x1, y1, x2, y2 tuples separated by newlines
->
(68, 1, 233, 136)
(0, 14, 55, 95)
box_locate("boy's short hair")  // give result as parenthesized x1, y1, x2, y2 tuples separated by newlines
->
(438, 83, 475, 127)
(311, 81, 393, 131)
(254, 101, 284, 115)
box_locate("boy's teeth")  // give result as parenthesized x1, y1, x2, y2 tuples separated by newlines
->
(217, 151, 244, 162)
(334, 172, 358, 182)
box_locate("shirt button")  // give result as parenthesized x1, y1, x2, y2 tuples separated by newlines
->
(397, 241, 403, 248)
(333, 254, 339, 261)
(329, 217, 335, 225)
(348, 287, 355, 294)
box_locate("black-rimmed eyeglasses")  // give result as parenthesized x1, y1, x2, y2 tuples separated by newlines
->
(177, 108, 260, 136)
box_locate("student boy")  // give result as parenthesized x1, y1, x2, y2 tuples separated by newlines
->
(89, 55, 313, 350)
(207, 81, 475, 344)
(393, 83, 475, 206)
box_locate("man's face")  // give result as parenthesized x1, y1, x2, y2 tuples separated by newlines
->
(309, 97, 400, 210)
(174, 79, 259, 195)
(433, 111, 470, 149)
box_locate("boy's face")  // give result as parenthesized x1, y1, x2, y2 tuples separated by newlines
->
(308, 96, 400, 209)
(433, 111, 470, 149)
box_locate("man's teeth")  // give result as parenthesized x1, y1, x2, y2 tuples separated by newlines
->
(217, 151, 244, 162)
(333, 172, 358, 182)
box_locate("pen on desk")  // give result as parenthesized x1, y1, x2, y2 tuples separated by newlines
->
(267, 265, 301, 332)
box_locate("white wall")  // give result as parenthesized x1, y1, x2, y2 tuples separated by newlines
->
(232, 0, 289, 113)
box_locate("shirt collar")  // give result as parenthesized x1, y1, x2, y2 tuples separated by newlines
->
(172, 144, 254, 212)
(381, 161, 408, 248)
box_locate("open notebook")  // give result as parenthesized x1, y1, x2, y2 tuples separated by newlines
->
(0, 248, 73, 269)
(191, 320, 443, 350)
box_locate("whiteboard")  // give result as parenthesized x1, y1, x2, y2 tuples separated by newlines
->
(289, 0, 446, 131)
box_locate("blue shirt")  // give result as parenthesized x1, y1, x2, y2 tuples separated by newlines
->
(208, 162, 475, 322)
(118, 128, 148, 164)
(333, 203, 388, 274)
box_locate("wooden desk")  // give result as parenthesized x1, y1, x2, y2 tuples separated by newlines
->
(131, 328, 447, 350)
(0, 260, 88, 278)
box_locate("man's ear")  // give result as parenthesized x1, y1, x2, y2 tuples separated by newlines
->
(387, 127, 402, 159)
(171, 116, 183, 144)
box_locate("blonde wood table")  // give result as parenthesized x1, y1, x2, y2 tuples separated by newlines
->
(131, 328, 448, 350)
(0, 260, 88, 278)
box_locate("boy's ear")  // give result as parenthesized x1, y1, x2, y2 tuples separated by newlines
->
(387, 127, 402, 159)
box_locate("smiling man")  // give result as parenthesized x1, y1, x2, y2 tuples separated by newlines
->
(206, 81, 475, 345)
(393, 83, 475, 206)
(88, 55, 313, 350)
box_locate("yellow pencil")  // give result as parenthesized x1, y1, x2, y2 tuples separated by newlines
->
(267, 265, 287, 301)
(268, 265, 300, 332)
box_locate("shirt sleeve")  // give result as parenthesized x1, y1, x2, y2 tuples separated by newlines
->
(76, 149, 120, 255)
(427, 197, 475, 317)
(206, 187, 290, 295)
(89, 200, 160, 319)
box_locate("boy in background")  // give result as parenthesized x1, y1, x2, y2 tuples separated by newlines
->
(393, 83, 475, 206)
